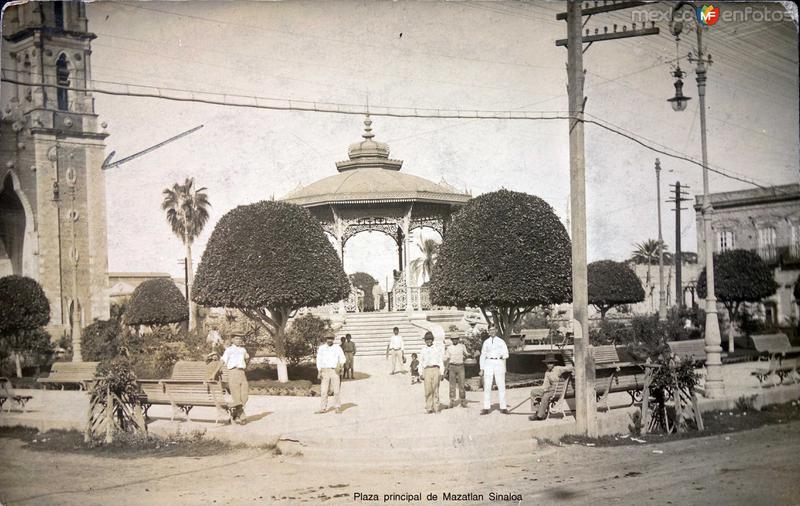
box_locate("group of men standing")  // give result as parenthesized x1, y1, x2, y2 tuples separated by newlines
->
(391, 325, 511, 415)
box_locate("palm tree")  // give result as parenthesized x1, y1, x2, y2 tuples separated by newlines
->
(410, 237, 440, 285)
(630, 239, 669, 287)
(162, 177, 210, 332)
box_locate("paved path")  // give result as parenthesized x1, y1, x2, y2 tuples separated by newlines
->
(2, 358, 799, 464)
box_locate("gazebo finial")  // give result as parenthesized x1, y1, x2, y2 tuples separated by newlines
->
(362, 113, 375, 140)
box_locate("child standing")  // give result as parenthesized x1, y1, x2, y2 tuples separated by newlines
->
(410, 353, 420, 384)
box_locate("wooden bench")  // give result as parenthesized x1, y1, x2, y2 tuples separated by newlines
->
(138, 360, 231, 423)
(751, 357, 799, 387)
(751, 333, 800, 362)
(36, 361, 99, 390)
(562, 345, 636, 369)
(138, 380, 232, 423)
(0, 377, 32, 412)
(667, 339, 706, 365)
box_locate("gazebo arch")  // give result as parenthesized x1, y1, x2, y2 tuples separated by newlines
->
(282, 115, 470, 310)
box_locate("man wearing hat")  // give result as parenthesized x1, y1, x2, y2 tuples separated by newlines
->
(220, 333, 250, 424)
(529, 353, 573, 421)
(418, 331, 444, 413)
(479, 326, 510, 414)
(316, 335, 346, 414)
(444, 334, 469, 408)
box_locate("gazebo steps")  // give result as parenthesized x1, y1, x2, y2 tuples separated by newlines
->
(339, 313, 429, 357)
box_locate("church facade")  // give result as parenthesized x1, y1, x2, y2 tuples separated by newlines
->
(1, 1, 110, 347)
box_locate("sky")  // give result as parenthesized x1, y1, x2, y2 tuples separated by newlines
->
(83, 1, 799, 288)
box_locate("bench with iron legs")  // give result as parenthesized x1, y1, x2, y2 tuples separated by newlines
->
(36, 362, 99, 390)
(138, 379, 232, 424)
(0, 377, 32, 412)
(751, 358, 799, 387)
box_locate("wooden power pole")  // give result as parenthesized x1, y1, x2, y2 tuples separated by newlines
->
(668, 182, 690, 308)
(556, 0, 659, 436)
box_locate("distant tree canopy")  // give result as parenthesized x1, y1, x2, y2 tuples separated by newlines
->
(430, 189, 572, 338)
(697, 249, 778, 352)
(0, 275, 52, 377)
(349, 272, 378, 311)
(588, 260, 645, 320)
(192, 200, 349, 382)
(126, 278, 189, 327)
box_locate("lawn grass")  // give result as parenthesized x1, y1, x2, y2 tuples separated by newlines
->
(0, 425, 267, 459)
(560, 399, 800, 447)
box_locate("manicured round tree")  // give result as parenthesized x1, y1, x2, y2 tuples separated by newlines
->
(0, 275, 51, 377)
(588, 260, 645, 320)
(430, 189, 572, 338)
(697, 249, 778, 352)
(192, 200, 350, 382)
(126, 278, 189, 327)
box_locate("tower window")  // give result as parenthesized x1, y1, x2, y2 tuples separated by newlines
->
(56, 54, 69, 111)
(54, 2, 65, 29)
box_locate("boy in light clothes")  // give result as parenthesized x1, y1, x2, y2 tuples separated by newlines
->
(220, 333, 250, 424)
(316, 335, 346, 413)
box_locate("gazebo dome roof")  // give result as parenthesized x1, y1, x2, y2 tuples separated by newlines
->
(281, 116, 470, 208)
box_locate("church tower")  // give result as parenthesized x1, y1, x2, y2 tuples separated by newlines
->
(1, 1, 110, 358)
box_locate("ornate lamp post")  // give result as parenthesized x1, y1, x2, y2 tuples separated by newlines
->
(669, 2, 723, 398)
(65, 151, 82, 362)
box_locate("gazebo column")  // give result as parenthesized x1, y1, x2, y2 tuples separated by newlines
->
(402, 206, 413, 311)
(332, 208, 346, 314)
(396, 227, 404, 271)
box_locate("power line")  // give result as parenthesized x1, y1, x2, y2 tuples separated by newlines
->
(0, 72, 785, 192)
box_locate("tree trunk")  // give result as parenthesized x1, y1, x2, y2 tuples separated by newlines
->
(726, 307, 735, 354)
(600, 306, 608, 321)
(275, 358, 289, 383)
(13, 352, 22, 378)
(186, 242, 196, 333)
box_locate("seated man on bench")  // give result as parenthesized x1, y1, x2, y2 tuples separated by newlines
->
(529, 353, 573, 421)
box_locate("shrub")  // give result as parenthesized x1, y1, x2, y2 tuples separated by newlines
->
(349, 272, 378, 311)
(126, 278, 189, 327)
(589, 319, 632, 345)
(82, 319, 124, 362)
(192, 200, 349, 382)
(92, 357, 142, 433)
(284, 314, 333, 366)
(430, 190, 572, 338)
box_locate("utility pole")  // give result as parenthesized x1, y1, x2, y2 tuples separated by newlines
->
(655, 159, 666, 320)
(668, 182, 690, 309)
(556, 0, 659, 437)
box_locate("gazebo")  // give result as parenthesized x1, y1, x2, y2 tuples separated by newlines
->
(281, 115, 470, 310)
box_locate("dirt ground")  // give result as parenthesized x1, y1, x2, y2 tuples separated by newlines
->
(1, 421, 799, 505)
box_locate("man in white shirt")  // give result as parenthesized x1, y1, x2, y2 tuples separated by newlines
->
(386, 327, 405, 374)
(220, 333, 250, 424)
(418, 332, 444, 413)
(206, 325, 222, 354)
(316, 335, 346, 414)
(479, 326, 510, 415)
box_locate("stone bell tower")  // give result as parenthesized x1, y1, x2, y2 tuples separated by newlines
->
(1, 1, 110, 358)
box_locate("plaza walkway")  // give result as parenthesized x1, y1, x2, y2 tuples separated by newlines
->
(2, 358, 799, 466)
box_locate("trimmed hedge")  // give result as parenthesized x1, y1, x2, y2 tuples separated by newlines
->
(696, 249, 778, 309)
(0, 275, 50, 335)
(126, 278, 189, 326)
(587, 260, 645, 319)
(430, 189, 572, 336)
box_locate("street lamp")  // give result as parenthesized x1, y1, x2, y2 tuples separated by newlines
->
(669, 2, 724, 398)
(667, 66, 691, 112)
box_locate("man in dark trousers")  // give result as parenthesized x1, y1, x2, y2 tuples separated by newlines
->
(444, 334, 469, 408)
(342, 333, 357, 379)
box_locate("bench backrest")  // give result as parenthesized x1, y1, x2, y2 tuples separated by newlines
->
(48, 362, 99, 378)
(171, 361, 221, 381)
(751, 334, 791, 354)
(667, 339, 706, 360)
(592, 345, 620, 364)
(166, 381, 229, 405)
(522, 329, 550, 340)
